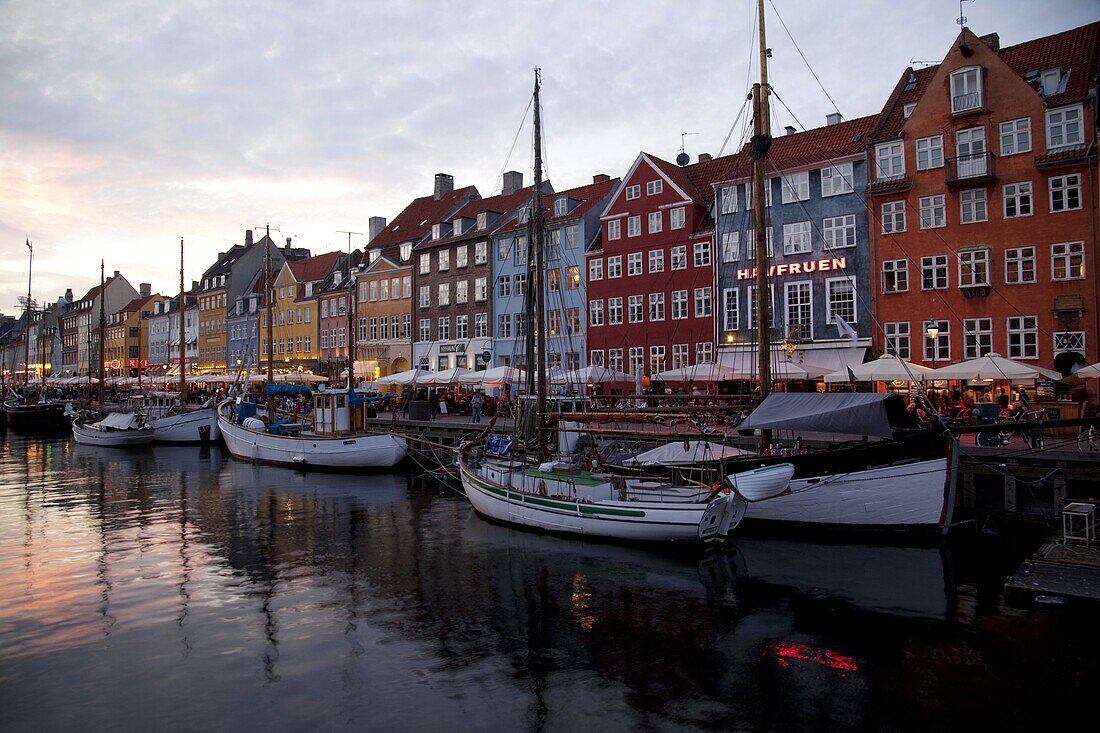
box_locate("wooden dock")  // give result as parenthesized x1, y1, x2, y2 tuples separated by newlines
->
(1005, 542, 1100, 608)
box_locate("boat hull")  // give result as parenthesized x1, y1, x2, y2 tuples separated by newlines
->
(459, 459, 707, 542)
(152, 408, 220, 444)
(71, 421, 155, 447)
(3, 400, 69, 431)
(218, 413, 406, 470)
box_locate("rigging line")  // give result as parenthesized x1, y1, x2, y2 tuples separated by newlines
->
(496, 95, 535, 195)
(766, 0, 843, 117)
(768, 90, 1067, 355)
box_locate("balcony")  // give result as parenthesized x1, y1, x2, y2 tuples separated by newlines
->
(946, 151, 996, 188)
(951, 92, 982, 115)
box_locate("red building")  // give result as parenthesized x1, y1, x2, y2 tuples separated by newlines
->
(586, 152, 733, 387)
(868, 23, 1099, 383)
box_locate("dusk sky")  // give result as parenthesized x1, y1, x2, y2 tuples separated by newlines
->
(1, 0, 1096, 311)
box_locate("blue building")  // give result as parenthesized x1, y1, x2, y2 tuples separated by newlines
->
(491, 175, 618, 372)
(714, 114, 875, 376)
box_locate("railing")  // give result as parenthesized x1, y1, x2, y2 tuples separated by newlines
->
(946, 151, 996, 186)
(952, 91, 981, 113)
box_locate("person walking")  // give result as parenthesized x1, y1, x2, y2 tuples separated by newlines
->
(470, 391, 484, 424)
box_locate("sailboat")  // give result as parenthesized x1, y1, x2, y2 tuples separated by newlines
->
(217, 227, 407, 469)
(147, 239, 221, 443)
(3, 238, 70, 430)
(457, 70, 794, 543)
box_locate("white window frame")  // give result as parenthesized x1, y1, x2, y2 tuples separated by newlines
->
(588, 258, 603, 281)
(589, 299, 604, 327)
(923, 319, 950, 361)
(1051, 241, 1085, 281)
(627, 252, 643, 276)
(670, 207, 685, 230)
(627, 216, 641, 237)
(671, 290, 688, 320)
(1049, 174, 1082, 212)
(646, 180, 663, 196)
(958, 248, 990, 287)
(884, 321, 910, 360)
(607, 255, 622, 278)
(648, 211, 663, 234)
(874, 141, 905, 180)
(999, 118, 1031, 156)
(825, 276, 857, 325)
(881, 200, 906, 233)
(1003, 182, 1033, 219)
(950, 66, 982, 113)
(648, 292, 665, 322)
(720, 185, 737, 214)
(648, 249, 664, 273)
(919, 194, 946, 229)
(670, 245, 687, 270)
(607, 219, 621, 240)
(693, 287, 712, 318)
(921, 255, 948, 290)
(625, 184, 641, 200)
(693, 241, 711, 267)
(722, 288, 739, 331)
(1045, 105, 1083, 151)
(963, 318, 993, 359)
(721, 232, 740, 263)
(780, 171, 810, 203)
(959, 189, 987, 224)
(1006, 316, 1039, 360)
(882, 259, 909, 294)
(820, 162, 853, 197)
(822, 214, 856, 250)
(628, 294, 644, 324)
(782, 221, 812, 255)
(1005, 247, 1036, 285)
(784, 281, 813, 340)
(915, 136, 944, 170)
(608, 297, 623, 325)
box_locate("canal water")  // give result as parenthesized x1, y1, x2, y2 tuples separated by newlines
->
(0, 430, 1092, 732)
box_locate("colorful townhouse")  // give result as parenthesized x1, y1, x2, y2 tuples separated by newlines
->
(586, 153, 729, 386)
(713, 114, 877, 376)
(103, 289, 163, 379)
(491, 175, 618, 372)
(148, 292, 198, 371)
(316, 250, 360, 381)
(355, 254, 413, 381)
(867, 23, 1099, 378)
(412, 174, 535, 372)
(60, 272, 138, 377)
(264, 252, 341, 375)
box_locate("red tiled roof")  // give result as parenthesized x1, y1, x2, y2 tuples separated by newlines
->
(120, 295, 156, 313)
(418, 185, 539, 247)
(497, 178, 619, 235)
(646, 153, 704, 202)
(288, 251, 341, 283)
(367, 185, 481, 253)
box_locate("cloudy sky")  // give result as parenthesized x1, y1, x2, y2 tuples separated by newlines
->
(1, 0, 1095, 311)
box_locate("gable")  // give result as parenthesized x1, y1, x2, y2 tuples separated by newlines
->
(600, 153, 692, 219)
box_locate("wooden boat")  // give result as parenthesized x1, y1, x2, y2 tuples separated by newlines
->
(143, 392, 220, 444)
(3, 398, 70, 431)
(71, 411, 154, 447)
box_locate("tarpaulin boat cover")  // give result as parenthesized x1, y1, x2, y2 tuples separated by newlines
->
(739, 393, 898, 439)
(622, 441, 755, 466)
(94, 412, 142, 430)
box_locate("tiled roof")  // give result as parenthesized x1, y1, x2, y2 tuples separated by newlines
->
(366, 185, 481, 254)
(418, 185, 539, 247)
(288, 251, 341, 284)
(646, 154, 705, 202)
(120, 295, 156, 313)
(870, 66, 937, 143)
(497, 178, 619, 235)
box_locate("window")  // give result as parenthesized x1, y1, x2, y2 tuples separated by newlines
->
(590, 349, 604, 367)
(882, 259, 909, 293)
(903, 102, 916, 118)
(649, 346, 666, 375)
(456, 245, 468, 268)
(455, 315, 468, 339)
(745, 228, 774, 258)
(403, 276, 412, 298)
(782, 221, 812, 255)
(721, 232, 740, 262)
(1054, 331, 1085, 354)
(826, 277, 856, 325)
(1040, 68, 1063, 96)
(474, 313, 486, 338)
(958, 249, 990, 287)
(780, 171, 810, 202)
(919, 194, 946, 229)
(565, 266, 580, 290)
(589, 258, 603, 281)
(923, 319, 950, 361)
(915, 135, 944, 170)
(881, 201, 906, 233)
(475, 277, 487, 301)
(1000, 118, 1031, 156)
(1005, 247, 1035, 284)
(950, 66, 982, 112)
(627, 252, 643, 276)
(670, 343, 689, 369)
(477, 212, 488, 231)
(693, 241, 711, 267)
(884, 322, 910, 360)
(475, 241, 487, 264)
(1051, 241, 1085, 280)
(566, 224, 580, 249)
(547, 269, 561, 292)
(553, 197, 568, 216)
(514, 273, 526, 295)
(954, 127, 987, 178)
(822, 215, 856, 250)
(608, 297, 623, 325)
(671, 290, 688, 320)
(921, 255, 948, 290)
(696, 342, 713, 364)
(1046, 106, 1083, 150)
(400, 243, 412, 262)
(548, 230, 561, 260)
(648, 211, 663, 234)
(456, 280, 468, 304)
(820, 162, 853, 196)
(960, 189, 987, 223)
(418, 286, 430, 308)
(608, 348, 623, 372)
(628, 294, 644, 323)
(1003, 182, 1032, 218)
(607, 255, 622, 278)
(625, 184, 641, 200)
(607, 219, 621, 240)
(589, 299, 604, 327)
(785, 282, 812, 339)
(419, 254, 430, 275)
(670, 207, 685, 229)
(1007, 316, 1038, 359)
(723, 288, 739, 331)
(418, 319, 431, 342)
(720, 185, 737, 214)
(875, 141, 905, 180)
(438, 283, 450, 306)
(628, 347, 644, 376)
(671, 246, 687, 270)
(646, 180, 663, 196)
(437, 250, 450, 271)
(648, 249, 664, 273)
(963, 318, 992, 359)
(497, 314, 511, 338)
(437, 317, 450, 340)
(379, 279, 389, 300)
(649, 292, 665, 321)
(627, 216, 641, 237)
(1050, 174, 1081, 212)
(693, 287, 712, 318)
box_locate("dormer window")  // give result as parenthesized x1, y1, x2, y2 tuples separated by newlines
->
(950, 66, 982, 113)
(399, 243, 412, 261)
(477, 212, 488, 230)
(452, 218, 465, 236)
(368, 248, 380, 263)
(1040, 68, 1064, 97)
(553, 197, 568, 216)
(431, 223, 443, 240)
(903, 102, 916, 118)
(518, 206, 530, 223)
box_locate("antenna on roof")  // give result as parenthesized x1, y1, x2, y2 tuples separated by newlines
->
(957, 0, 973, 28)
(908, 59, 937, 68)
(677, 132, 698, 166)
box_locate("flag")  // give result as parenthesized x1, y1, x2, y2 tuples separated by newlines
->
(835, 314, 857, 342)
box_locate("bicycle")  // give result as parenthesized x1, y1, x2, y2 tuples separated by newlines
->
(1077, 424, 1100, 453)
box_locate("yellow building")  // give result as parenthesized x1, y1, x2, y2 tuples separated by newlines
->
(103, 294, 166, 378)
(261, 253, 340, 374)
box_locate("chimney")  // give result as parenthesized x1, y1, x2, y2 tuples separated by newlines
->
(140, 283, 151, 297)
(979, 32, 1000, 52)
(784, 126, 797, 136)
(113, 270, 120, 279)
(368, 216, 387, 242)
(245, 230, 253, 247)
(286, 237, 292, 248)
(698, 153, 712, 163)
(434, 173, 454, 200)
(826, 112, 843, 126)
(64, 288, 73, 303)
(592, 173, 610, 184)
(191, 281, 199, 294)
(502, 171, 523, 195)
(217, 252, 225, 261)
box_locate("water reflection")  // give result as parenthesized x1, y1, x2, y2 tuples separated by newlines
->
(0, 432, 1092, 732)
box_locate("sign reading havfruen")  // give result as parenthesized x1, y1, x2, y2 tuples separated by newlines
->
(736, 257, 847, 281)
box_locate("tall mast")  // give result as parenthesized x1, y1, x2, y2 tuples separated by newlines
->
(337, 230, 362, 389)
(264, 226, 275, 420)
(179, 238, 187, 405)
(98, 259, 106, 406)
(24, 239, 32, 390)
(752, 0, 772, 402)
(530, 68, 548, 461)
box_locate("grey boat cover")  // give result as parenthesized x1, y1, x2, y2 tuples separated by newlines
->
(739, 393, 894, 439)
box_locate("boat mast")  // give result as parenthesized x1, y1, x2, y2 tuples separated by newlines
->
(530, 68, 549, 462)
(337, 230, 362, 389)
(264, 226, 276, 420)
(24, 239, 32, 390)
(751, 0, 773, 452)
(179, 238, 187, 405)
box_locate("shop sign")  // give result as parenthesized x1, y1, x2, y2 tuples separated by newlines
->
(736, 257, 847, 281)
(439, 342, 467, 354)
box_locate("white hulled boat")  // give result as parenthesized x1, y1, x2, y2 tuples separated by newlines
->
(72, 411, 154, 447)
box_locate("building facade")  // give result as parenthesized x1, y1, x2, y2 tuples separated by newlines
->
(354, 254, 413, 381)
(317, 251, 359, 381)
(263, 252, 339, 374)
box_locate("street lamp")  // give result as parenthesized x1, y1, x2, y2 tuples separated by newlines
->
(926, 320, 940, 400)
